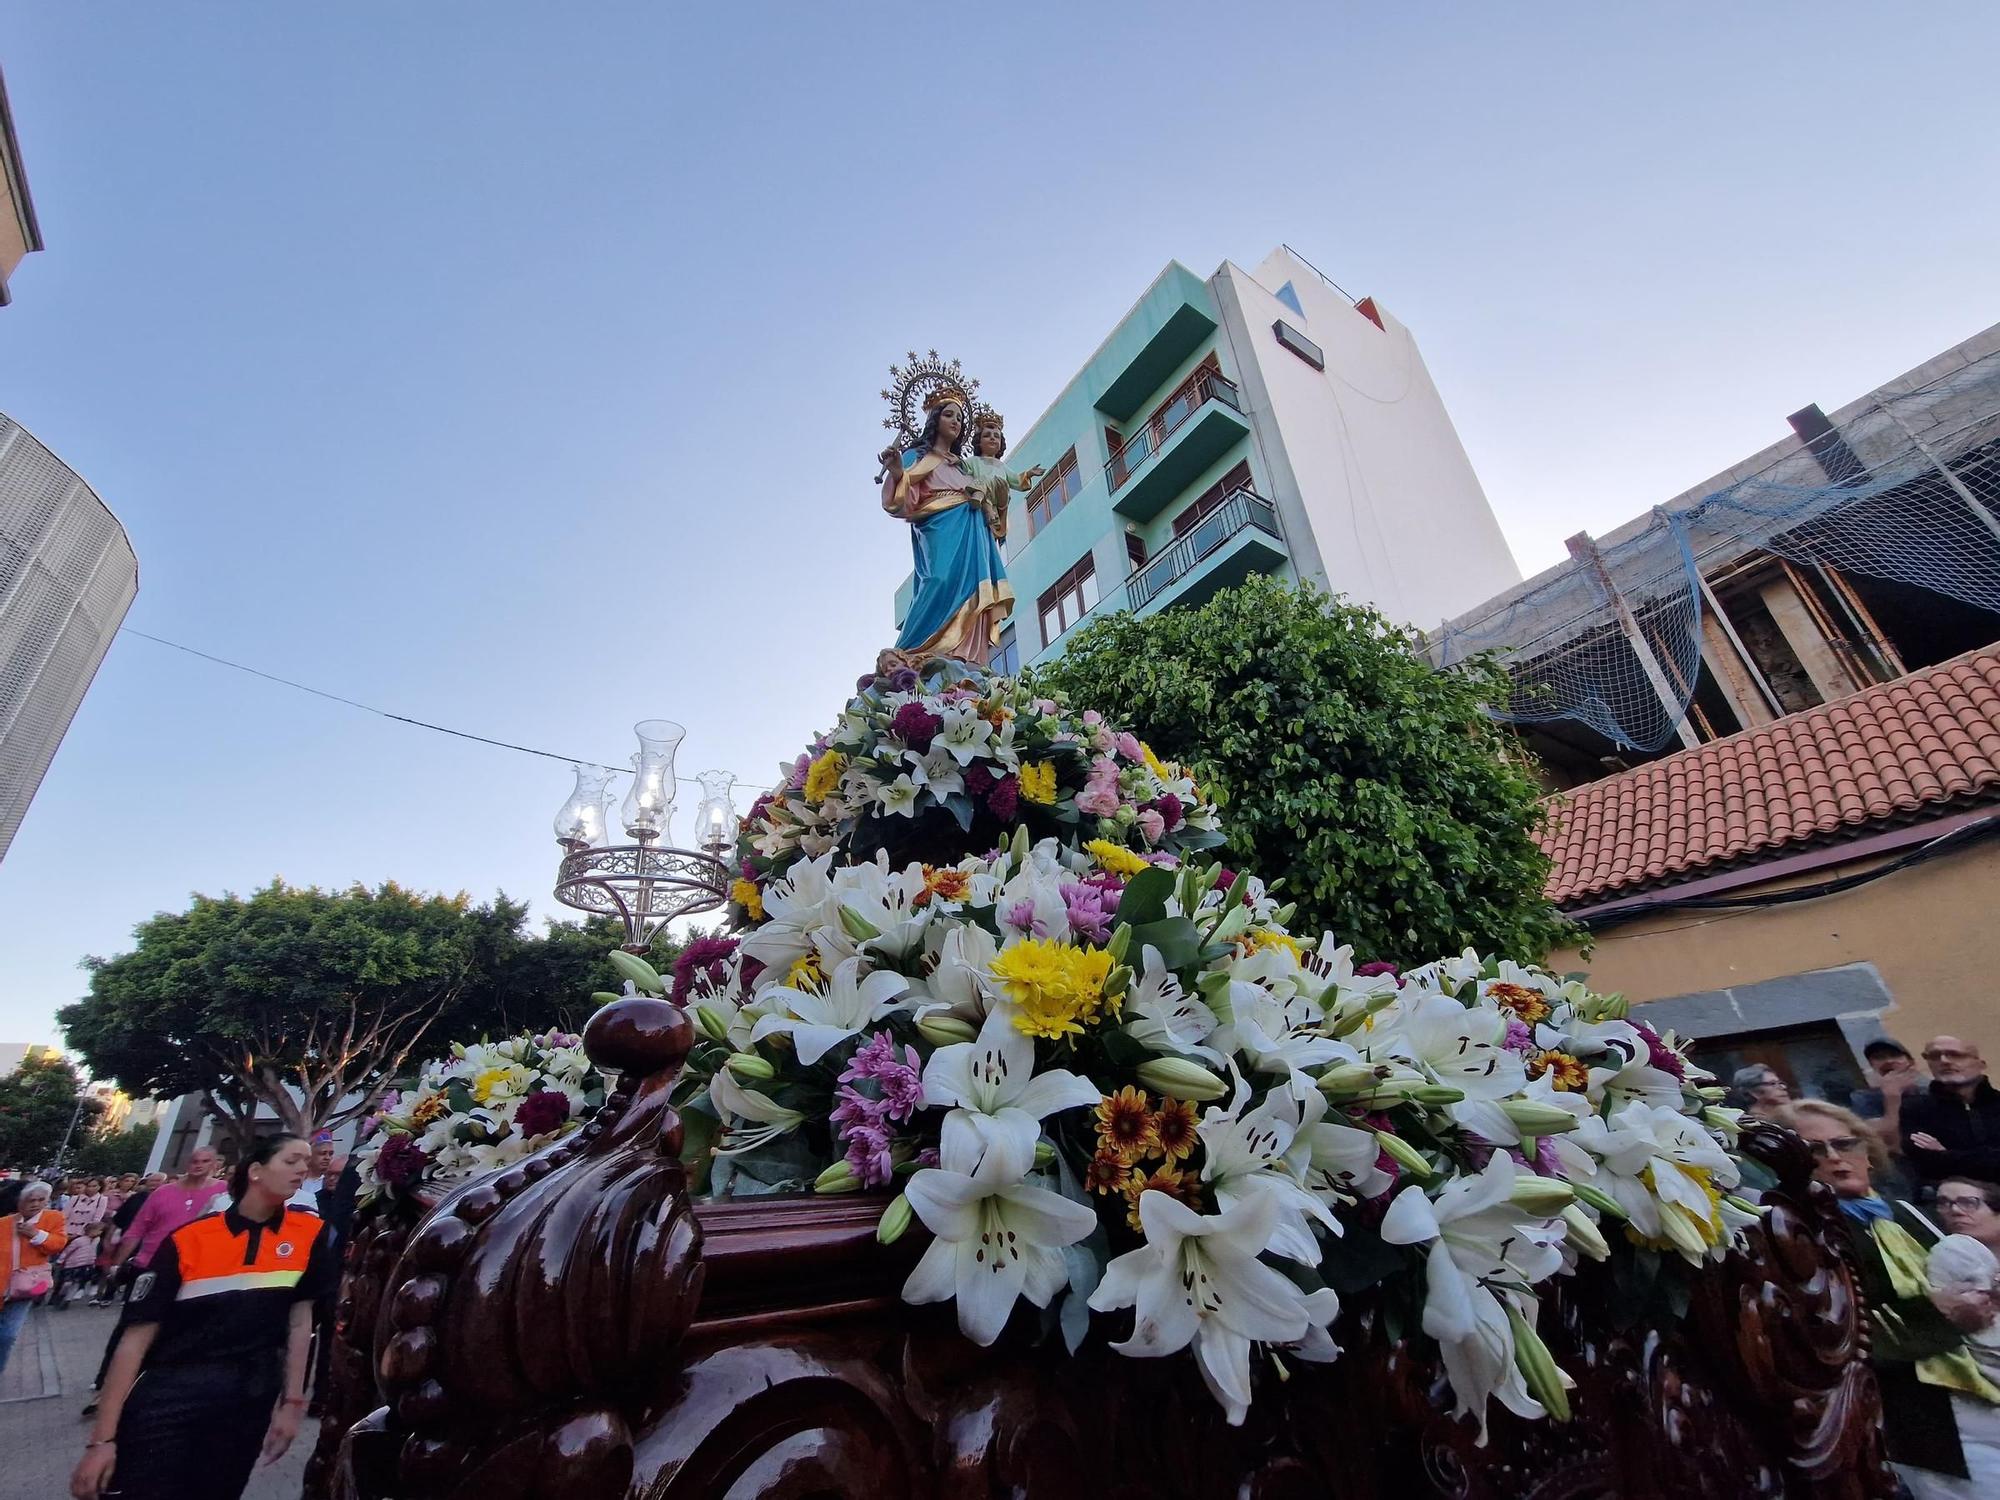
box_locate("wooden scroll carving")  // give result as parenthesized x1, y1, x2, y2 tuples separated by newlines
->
(328, 1002, 1893, 1500)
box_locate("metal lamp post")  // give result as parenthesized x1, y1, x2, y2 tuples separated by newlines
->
(551, 722, 732, 954)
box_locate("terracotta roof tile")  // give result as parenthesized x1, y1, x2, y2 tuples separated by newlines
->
(1538, 644, 2000, 907)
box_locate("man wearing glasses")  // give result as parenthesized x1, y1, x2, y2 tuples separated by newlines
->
(1901, 1036, 2000, 1185)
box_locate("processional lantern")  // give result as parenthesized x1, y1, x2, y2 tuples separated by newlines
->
(551, 720, 732, 955)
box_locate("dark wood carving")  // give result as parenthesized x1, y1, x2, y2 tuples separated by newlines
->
(323, 999, 1894, 1500)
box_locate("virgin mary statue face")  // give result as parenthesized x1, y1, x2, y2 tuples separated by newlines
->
(935, 403, 964, 445)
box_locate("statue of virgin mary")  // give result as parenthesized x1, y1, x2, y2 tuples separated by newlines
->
(877, 388, 1014, 671)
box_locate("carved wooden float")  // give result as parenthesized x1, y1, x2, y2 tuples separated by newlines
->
(309, 995, 1896, 1499)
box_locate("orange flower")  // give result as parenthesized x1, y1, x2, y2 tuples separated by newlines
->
(1122, 1162, 1202, 1231)
(1529, 1049, 1590, 1092)
(1084, 1150, 1133, 1196)
(1486, 982, 1551, 1026)
(1152, 1097, 1199, 1163)
(1094, 1086, 1159, 1164)
(920, 866, 971, 907)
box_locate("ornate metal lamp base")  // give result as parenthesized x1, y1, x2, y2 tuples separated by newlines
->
(554, 841, 730, 953)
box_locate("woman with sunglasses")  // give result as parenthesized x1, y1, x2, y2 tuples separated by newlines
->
(1782, 1101, 1991, 1497)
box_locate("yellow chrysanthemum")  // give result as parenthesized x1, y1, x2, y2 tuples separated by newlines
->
(990, 938, 1115, 1039)
(803, 750, 847, 804)
(1018, 760, 1057, 806)
(1139, 742, 1169, 780)
(730, 878, 765, 921)
(1094, 1086, 1160, 1164)
(1085, 839, 1150, 878)
(1243, 929, 1302, 960)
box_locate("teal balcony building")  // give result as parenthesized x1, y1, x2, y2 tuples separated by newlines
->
(896, 247, 1521, 674)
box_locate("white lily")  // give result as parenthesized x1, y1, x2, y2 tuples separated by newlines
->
(1089, 1188, 1329, 1425)
(874, 772, 922, 817)
(1379, 1156, 1564, 1437)
(904, 745, 965, 800)
(1307, 938, 1400, 1024)
(830, 856, 933, 965)
(738, 851, 843, 973)
(1122, 945, 1223, 1063)
(932, 702, 994, 765)
(1213, 978, 1351, 1079)
(706, 1067, 806, 1156)
(1572, 1100, 1743, 1263)
(914, 921, 1002, 1023)
(1365, 986, 1526, 1100)
(1196, 1079, 1339, 1264)
(922, 1009, 1099, 1172)
(750, 955, 914, 1065)
(1274, 1077, 1392, 1203)
(902, 1132, 1096, 1346)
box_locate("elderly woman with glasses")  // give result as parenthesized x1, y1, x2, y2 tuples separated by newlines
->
(1937, 1179, 2000, 1257)
(1781, 1101, 1998, 1496)
(1730, 1064, 1792, 1119)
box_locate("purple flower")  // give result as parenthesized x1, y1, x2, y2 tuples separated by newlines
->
(374, 1134, 429, 1188)
(514, 1089, 572, 1139)
(1502, 1018, 1536, 1054)
(889, 668, 920, 693)
(831, 1084, 883, 1132)
(843, 1120, 896, 1189)
(1214, 868, 1238, 891)
(1354, 960, 1401, 985)
(1002, 898, 1041, 937)
(839, 1031, 924, 1123)
(855, 672, 878, 695)
(1635, 1021, 1686, 1080)
(672, 936, 739, 1001)
(1061, 882, 1115, 944)
(890, 702, 943, 752)
(1146, 794, 1185, 833)
(785, 754, 811, 791)
(986, 773, 1019, 821)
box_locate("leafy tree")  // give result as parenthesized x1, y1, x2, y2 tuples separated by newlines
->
(0, 1052, 101, 1172)
(59, 882, 657, 1144)
(71, 1121, 159, 1178)
(1033, 578, 1576, 963)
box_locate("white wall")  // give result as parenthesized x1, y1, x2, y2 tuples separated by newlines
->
(1213, 250, 1520, 630)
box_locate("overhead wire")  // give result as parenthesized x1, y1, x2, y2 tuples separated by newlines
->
(115, 627, 765, 789)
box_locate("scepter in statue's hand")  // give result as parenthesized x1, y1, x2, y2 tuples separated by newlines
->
(875, 445, 905, 485)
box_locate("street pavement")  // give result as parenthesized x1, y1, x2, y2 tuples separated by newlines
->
(0, 1302, 315, 1498)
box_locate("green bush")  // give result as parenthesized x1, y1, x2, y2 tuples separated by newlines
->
(1033, 577, 1577, 963)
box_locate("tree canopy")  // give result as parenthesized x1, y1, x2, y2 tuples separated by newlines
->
(0, 1051, 101, 1172)
(59, 880, 666, 1141)
(1033, 577, 1575, 964)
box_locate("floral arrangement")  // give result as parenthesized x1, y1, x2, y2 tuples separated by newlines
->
(730, 661, 1225, 921)
(630, 663, 1755, 1434)
(354, 1030, 605, 1201)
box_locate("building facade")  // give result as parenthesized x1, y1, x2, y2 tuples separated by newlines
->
(896, 247, 1520, 671)
(0, 414, 140, 861)
(0, 64, 42, 305)
(1435, 324, 2000, 788)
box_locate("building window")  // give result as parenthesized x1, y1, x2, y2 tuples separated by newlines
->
(1038, 552, 1099, 648)
(1026, 448, 1082, 536)
(1172, 462, 1254, 537)
(994, 625, 1020, 678)
(1125, 529, 1147, 571)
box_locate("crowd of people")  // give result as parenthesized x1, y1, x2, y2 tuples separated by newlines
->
(1734, 1035, 2000, 1497)
(0, 1133, 355, 1499)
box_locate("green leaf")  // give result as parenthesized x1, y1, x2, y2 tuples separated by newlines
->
(1114, 866, 1175, 927)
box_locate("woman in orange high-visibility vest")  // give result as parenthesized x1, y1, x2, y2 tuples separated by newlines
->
(70, 1134, 334, 1500)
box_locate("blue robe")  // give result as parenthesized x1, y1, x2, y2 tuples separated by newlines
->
(893, 447, 1012, 660)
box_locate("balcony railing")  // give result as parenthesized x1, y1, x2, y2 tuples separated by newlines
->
(1127, 488, 1282, 610)
(1105, 370, 1242, 492)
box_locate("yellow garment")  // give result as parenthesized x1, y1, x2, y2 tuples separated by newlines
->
(1872, 1219, 2000, 1406)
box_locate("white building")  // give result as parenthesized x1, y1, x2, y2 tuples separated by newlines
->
(897, 245, 1520, 670)
(0, 413, 139, 861)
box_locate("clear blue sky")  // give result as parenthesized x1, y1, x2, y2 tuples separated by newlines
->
(3, 4, 1996, 1048)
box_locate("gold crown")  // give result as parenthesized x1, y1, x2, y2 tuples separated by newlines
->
(922, 387, 971, 414)
(974, 408, 1004, 428)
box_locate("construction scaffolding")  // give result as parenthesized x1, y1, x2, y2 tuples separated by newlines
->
(1432, 340, 2000, 751)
